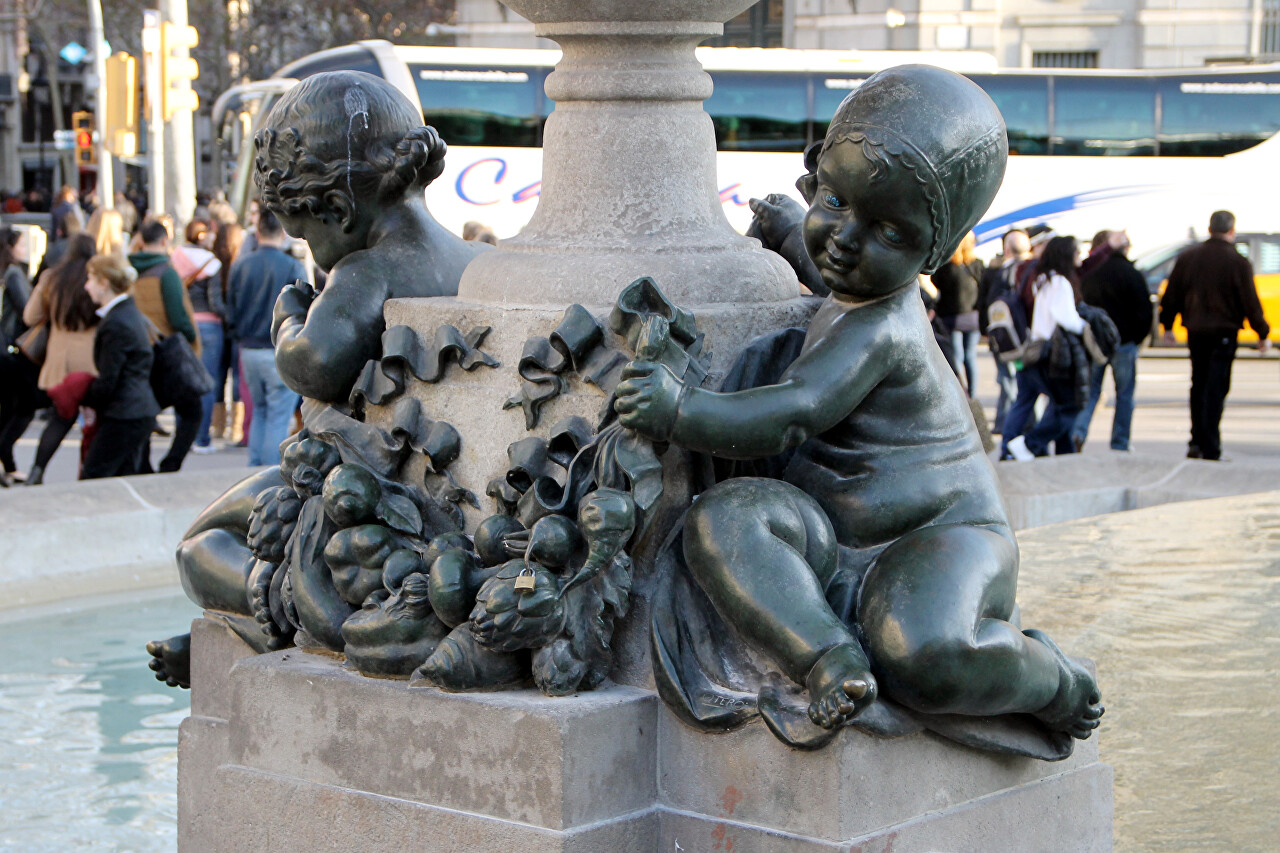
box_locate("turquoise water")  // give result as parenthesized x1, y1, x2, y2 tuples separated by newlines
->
(0, 590, 200, 853)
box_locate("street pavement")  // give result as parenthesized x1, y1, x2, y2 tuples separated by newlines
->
(996, 348, 1279, 463)
(3, 347, 1278, 488)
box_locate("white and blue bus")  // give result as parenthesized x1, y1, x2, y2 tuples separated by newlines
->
(212, 41, 1280, 255)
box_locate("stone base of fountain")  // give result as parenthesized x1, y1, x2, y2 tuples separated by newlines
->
(179, 617, 1113, 852)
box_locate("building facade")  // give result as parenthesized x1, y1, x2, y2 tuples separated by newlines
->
(451, 0, 1280, 69)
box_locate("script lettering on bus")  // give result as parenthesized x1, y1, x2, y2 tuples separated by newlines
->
(454, 158, 542, 207)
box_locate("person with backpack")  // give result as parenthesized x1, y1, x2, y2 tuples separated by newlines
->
(1000, 236, 1088, 460)
(977, 229, 1030, 432)
(129, 218, 202, 472)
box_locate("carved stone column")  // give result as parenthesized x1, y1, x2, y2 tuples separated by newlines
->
(456, 0, 801, 307)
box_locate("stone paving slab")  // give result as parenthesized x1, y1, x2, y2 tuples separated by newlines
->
(993, 452, 1280, 529)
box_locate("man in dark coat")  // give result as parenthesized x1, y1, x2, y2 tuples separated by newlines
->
(1071, 231, 1153, 451)
(1160, 210, 1270, 461)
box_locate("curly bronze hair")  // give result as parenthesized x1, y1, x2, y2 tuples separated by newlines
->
(253, 71, 446, 222)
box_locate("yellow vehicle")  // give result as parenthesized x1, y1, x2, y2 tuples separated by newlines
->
(1138, 233, 1280, 344)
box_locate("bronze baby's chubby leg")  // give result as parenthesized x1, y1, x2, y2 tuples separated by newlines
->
(857, 523, 1103, 736)
(684, 477, 877, 729)
(147, 467, 288, 689)
(176, 466, 287, 613)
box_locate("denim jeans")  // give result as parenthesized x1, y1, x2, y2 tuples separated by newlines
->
(950, 329, 980, 398)
(239, 347, 300, 467)
(195, 320, 224, 447)
(991, 354, 1017, 432)
(1072, 342, 1138, 451)
(1001, 362, 1079, 457)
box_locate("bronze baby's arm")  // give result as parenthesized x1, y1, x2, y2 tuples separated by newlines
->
(615, 308, 892, 459)
(273, 268, 388, 403)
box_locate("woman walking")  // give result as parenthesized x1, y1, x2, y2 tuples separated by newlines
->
(209, 215, 244, 442)
(79, 253, 160, 478)
(17, 234, 100, 485)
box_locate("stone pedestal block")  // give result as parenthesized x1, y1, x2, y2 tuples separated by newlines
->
(180, 616, 1113, 853)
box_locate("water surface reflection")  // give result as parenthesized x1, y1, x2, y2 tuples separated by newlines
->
(1018, 491, 1280, 853)
(0, 590, 199, 852)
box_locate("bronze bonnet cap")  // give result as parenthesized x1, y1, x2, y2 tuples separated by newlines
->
(822, 65, 1008, 273)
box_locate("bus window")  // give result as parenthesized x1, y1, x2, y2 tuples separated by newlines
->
(811, 76, 866, 143)
(1052, 76, 1156, 156)
(411, 65, 544, 147)
(1157, 76, 1280, 157)
(705, 71, 807, 152)
(970, 75, 1049, 155)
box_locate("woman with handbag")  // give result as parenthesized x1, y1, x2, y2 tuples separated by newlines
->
(10, 233, 99, 485)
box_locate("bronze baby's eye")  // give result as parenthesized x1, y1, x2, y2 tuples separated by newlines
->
(822, 191, 846, 210)
(880, 223, 904, 245)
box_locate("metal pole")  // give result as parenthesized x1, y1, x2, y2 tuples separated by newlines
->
(142, 8, 162, 217)
(0, 0, 23, 191)
(159, 0, 195, 227)
(87, 0, 111, 208)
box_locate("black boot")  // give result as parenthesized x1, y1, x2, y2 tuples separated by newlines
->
(24, 464, 44, 486)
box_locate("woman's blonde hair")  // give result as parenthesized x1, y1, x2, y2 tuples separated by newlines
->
(86, 208, 126, 256)
(87, 251, 138, 295)
(950, 231, 977, 266)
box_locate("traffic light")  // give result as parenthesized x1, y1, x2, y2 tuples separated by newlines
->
(72, 110, 95, 166)
(159, 22, 199, 120)
(104, 52, 139, 157)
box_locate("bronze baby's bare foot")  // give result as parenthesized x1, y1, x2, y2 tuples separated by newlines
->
(1025, 629, 1104, 739)
(146, 633, 192, 689)
(806, 644, 878, 730)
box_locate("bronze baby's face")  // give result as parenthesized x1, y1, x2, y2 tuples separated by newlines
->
(802, 138, 935, 300)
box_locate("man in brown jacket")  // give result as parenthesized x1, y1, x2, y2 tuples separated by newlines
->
(1160, 210, 1270, 461)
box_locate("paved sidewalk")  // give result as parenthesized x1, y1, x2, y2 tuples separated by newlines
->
(974, 347, 1280, 465)
(4, 410, 250, 487)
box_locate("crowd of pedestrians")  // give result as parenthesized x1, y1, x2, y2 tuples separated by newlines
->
(0, 191, 313, 485)
(956, 209, 1270, 463)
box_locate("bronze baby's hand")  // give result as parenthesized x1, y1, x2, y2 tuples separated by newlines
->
(272, 282, 316, 339)
(614, 361, 683, 441)
(748, 193, 805, 251)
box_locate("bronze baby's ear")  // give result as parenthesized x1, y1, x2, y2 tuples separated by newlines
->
(323, 190, 358, 234)
(796, 141, 822, 204)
